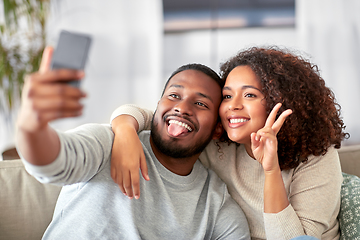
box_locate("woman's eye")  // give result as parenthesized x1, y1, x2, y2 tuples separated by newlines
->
(245, 93, 256, 98)
(223, 95, 231, 99)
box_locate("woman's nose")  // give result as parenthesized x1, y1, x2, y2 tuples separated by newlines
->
(228, 96, 243, 111)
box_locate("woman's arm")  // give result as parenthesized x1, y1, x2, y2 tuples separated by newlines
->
(110, 105, 154, 199)
(251, 103, 292, 213)
(254, 106, 341, 239)
(263, 148, 342, 239)
(110, 104, 153, 131)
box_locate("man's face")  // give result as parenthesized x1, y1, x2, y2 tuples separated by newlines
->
(151, 69, 222, 158)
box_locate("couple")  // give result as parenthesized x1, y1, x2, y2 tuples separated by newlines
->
(16, 46, 346, 239)
(110, 47, 346, 240)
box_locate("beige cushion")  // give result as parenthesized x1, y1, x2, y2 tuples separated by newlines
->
(0, 159, 61, 240)
(338, 145, 360, 178)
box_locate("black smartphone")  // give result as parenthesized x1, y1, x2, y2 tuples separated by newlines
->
(51, 30, 92, 88)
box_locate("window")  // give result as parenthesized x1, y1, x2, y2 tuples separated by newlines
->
(163, 0, 295, 32)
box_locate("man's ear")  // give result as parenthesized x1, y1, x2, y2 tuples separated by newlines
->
(212, 122, 224, 140)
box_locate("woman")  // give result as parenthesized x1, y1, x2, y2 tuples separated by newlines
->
(110, 47, 348, 239)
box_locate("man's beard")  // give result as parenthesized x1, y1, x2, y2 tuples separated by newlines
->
(150, 114, 214, 159)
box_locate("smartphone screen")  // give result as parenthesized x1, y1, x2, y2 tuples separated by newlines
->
(51, 30, 92, 87)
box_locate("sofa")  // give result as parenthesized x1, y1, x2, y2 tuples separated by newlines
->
(1, 145, 360, 240)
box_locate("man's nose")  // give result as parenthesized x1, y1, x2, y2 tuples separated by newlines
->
(174, 100, 193, 116)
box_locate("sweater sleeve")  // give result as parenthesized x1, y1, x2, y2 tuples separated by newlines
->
(263, 146, 342, 240)
(110, 104, 153, 132)
(21, 124, 114, 185)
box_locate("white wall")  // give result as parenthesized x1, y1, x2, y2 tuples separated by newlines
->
(163, 27, 298, 79)
(296, 0, 360, 145)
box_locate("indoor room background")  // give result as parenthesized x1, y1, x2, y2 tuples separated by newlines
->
(1, 0, 359, 160)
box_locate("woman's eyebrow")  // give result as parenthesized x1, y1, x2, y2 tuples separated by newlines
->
(223, 85, 261, 92)
(242, 85, 262, 92)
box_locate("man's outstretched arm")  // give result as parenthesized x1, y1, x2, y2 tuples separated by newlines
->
(16, 46, 86, 165)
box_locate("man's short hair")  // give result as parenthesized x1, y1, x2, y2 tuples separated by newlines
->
(161, 63, 224, 96)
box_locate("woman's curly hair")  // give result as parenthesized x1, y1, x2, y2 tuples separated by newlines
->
(219, 46, 349, 170)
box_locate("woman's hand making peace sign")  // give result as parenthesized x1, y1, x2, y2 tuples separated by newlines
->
(251, 103, 292, 173)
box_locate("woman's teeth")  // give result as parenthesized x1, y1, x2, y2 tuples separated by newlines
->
(229, 118, 248, 124)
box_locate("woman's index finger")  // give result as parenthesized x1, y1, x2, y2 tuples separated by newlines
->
(264, 103, 282, 128)
(272, 109, 293, 134)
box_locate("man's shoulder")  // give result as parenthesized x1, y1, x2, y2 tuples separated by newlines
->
(138, 130, 151, 138)
(198, 161, 250, 238)
(138, 130, 151, 146)
(197, 161, 230, 198)
(204, 166, 228, 187)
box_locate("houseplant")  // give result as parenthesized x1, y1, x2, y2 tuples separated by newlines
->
(0, 0, 49, 111)
(0, 0, 49, 159)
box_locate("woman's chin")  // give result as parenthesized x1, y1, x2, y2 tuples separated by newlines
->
(227, 133, 244, 144)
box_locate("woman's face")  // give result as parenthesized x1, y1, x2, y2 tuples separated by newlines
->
(219, 65, 267, 147)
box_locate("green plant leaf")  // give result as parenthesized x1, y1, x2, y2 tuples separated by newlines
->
(0, 0, 49, 110)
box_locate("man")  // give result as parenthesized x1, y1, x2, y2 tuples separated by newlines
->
(16, 46, 250, 239)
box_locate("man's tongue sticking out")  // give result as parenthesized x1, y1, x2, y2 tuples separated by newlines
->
(168, 121, 189, 137)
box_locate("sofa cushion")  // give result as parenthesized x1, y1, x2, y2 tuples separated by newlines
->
(338, 144, 360, 178)
(339, 172, 360, 240)
(0, 159, 62, 240)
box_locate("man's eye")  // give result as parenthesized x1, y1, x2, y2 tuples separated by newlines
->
(195, 102, 207, 108)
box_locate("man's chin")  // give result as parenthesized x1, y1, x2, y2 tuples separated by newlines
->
(152, 133, 204, 159)
(155, 140, 196, 158)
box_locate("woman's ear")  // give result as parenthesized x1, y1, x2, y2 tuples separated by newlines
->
(212, 122, 224, 140)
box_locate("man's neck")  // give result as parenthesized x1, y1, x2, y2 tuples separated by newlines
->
(149, 137, 200, 176)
